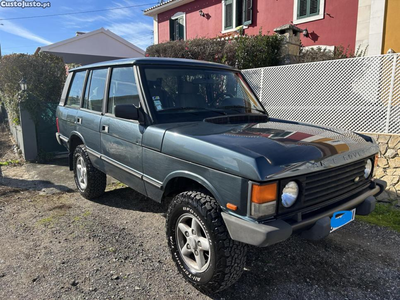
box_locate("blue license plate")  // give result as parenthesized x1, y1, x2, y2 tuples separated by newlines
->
(330, 209, 356, 233)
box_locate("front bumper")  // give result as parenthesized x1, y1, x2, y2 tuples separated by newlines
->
(222, 179, 387, 247)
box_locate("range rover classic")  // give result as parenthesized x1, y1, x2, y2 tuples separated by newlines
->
(56, 58, 386, 293)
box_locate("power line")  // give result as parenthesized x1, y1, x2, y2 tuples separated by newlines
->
(0, 3, 158, 21)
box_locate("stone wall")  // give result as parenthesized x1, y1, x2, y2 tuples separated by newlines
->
(366, 133, 400, 205)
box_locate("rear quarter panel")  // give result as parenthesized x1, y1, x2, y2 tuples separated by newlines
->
(57, 106, 77, 142)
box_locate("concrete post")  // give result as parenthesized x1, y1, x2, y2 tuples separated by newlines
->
(19, 102, 38, 161)
(274, 24, 302, 64)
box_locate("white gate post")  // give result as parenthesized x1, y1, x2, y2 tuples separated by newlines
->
(385, 54, 397, 133)
(259, 68, 264, 101)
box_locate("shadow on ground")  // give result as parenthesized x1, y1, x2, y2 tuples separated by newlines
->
(92, 187, 166, 214)
(209, 221, 399, 299)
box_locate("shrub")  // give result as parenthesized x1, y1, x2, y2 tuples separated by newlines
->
(0, 53, 66, 124)
(295, 45, 368, 64)
(146, 32, 284, 69)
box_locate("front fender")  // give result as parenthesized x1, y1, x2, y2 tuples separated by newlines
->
(163, 171, 223, 204)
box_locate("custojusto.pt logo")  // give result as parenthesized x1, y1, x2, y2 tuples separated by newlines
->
(0, 0, 51, 9)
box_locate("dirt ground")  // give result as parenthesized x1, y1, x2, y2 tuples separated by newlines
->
(1, 126, 400, 299)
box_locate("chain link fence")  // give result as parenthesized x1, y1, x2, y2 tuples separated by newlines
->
(242, 53, 400, 134)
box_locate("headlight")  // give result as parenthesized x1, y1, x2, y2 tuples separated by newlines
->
(281, 181, 299, 208)
(364, 159, 373, 178)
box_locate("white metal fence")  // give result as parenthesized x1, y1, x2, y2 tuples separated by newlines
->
(242, 53, 400, 134)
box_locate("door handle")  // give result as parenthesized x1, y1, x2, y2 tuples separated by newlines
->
(101, 125, 109, 133)
(76, 117, 82, 124)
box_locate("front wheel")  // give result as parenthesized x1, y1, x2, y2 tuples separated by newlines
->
(166, 191, 247, 293)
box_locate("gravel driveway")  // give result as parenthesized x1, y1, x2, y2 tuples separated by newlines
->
(0, 172, 399, 300)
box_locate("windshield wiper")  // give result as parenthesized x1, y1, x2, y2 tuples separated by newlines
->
(221, 105, 267, 114)
(160, 107, 227, 115)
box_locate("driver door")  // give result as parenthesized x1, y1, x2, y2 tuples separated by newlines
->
(100, 66, 146, 195)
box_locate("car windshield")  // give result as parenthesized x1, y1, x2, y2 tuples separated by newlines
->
(141, 66, 266, 123)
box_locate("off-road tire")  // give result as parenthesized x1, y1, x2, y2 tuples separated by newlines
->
(73, 145, 106, 199)
(166, 191, 247, 293)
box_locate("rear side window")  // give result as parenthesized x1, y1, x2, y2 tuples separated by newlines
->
(83, 68, 108, 112)
(108, 67, 139, 114)
(66, 71, 86, 107)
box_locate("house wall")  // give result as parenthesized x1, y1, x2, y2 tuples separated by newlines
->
(157, 0, 359, 50)
(382, 0, 400, 54)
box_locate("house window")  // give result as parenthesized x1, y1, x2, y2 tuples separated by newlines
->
(222, 0, 252, 32)
(170, 12, 185, 41)
(293, 0, 325, 24)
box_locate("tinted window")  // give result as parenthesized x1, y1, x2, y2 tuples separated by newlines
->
(82, 69, 107, 112)
(66, 71, 86, 107)
(142, 67, 264, 124)
(108, 67, 139, 114)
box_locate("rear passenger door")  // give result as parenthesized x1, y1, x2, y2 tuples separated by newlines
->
(76, 68, 108, 155)
(100, 66, 146, 195)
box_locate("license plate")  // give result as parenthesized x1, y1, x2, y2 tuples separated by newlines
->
(330, 209, 356, 233)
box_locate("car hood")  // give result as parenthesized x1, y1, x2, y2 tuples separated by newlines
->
(154, 119, 378, 181)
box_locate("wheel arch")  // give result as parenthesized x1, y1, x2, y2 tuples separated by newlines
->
(162, 171, 223, 205)
(68, 131, 85, 170)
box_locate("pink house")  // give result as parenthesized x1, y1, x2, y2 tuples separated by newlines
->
(144, 0, 361, 51)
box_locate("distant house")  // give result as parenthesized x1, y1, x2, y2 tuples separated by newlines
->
(35, 28, 145, 65)
(144, 0, 400, 56)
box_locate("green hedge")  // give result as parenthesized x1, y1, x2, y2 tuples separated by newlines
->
(146, 32, 283, 69)
(0, 53, 66, 125)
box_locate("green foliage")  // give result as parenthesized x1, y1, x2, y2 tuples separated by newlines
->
(146, 33, 284, 69)
(357, 203, 400, 232)
(235, 32, 282, 69)
(296, 45, 368, 64)
(0, 53, 66, 124)
(0, 159, 21, 166)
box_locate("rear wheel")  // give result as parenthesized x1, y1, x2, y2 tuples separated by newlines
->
(166, 191, 247, 293)
(73, 145, 106, 199)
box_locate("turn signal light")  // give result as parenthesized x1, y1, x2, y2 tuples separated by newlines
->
(251, 182, 278, 204)
(226, 203, 237, 211)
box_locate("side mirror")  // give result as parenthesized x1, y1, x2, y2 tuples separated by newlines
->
(115, 104, 139, 121)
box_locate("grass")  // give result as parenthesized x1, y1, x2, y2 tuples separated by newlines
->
(357, 203, 400, 232)
(0, 159, 20, 166)
(37, 216, 55, 226)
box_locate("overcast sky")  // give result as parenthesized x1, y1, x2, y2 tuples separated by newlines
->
(0, 0, 157, 55)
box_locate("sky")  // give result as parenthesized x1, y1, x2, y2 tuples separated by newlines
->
(0, 0, 159, 55)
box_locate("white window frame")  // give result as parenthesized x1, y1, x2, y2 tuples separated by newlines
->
(222, 0, 238, 33)
(293, 0, 325, 25)
(171, 12, 186, 40)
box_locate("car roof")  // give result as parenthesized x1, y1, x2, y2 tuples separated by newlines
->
(70, 57, 237, 72)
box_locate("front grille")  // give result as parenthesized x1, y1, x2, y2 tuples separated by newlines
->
(303, 158, 370, 206)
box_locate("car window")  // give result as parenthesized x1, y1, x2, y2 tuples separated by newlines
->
(82, 68, 108, 112)
(108, 67, 139, 114)
(66, 71, 86, 107)
(142, 67, 264, 123)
